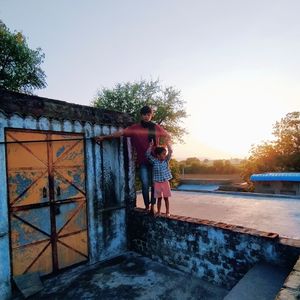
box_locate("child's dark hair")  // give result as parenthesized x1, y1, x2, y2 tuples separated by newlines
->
(154, 146, 166, 156)
(140, 105, 153, 115)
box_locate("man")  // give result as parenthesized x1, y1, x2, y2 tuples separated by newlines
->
(95, 105, 170, 214)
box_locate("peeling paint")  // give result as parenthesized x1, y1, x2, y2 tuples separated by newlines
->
(56, 146, 65, 157)
(9, 173, 33, 196)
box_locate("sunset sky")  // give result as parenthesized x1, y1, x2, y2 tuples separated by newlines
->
(2, 1, 300, 160)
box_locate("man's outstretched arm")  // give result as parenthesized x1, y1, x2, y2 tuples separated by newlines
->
(94, 129, 124, 144)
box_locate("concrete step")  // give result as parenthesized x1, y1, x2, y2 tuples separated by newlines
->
(224, 263, 290, 300)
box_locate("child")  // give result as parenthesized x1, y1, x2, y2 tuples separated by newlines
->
(146, 141, 173, 216)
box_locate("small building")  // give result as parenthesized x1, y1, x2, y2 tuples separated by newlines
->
(0, 89, 135, 299)
(250, 172, 300, 196)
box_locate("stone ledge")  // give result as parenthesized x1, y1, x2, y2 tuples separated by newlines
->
(276, 257, 300, 300)
(276, 287, 300, 300)
(294, 258, 300, 272)
(283, 270, 300, 290)
(279, 238, 300, 249)
(132, 208, 279, 240)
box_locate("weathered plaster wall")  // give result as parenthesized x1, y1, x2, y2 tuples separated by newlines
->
(0, 112, 10, 300)
(0, 90, 135, 299)
(129, 210, 300, 288)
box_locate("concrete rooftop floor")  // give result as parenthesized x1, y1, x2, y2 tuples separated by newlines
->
(137, 190, 300, 239)
(13, 252, 228, 300)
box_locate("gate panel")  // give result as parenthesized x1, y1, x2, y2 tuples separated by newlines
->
(51, 134, 88, 269)
(56, 202, 88, 265)
(51, 134, 84, 167)
(6, 130, 52, 276)
(57, 232, 87, 269)
(11, 208, 51, 246)
(6, 131, 48, 171)
(6, 129, 88, 277)
(12, 240, 52, 276)
(54, 169, 85, 200)
(8, 171, 49, 207)
(6, 131, 49, 207)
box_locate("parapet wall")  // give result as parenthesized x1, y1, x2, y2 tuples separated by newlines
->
(129, 209, 300, 288)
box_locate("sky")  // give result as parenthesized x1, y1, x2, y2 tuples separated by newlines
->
(1, 0, 300, 160)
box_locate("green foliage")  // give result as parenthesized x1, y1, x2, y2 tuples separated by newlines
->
(180, 158, 240, 174)
(185, 157, 201, 165)
(0, 20, 46, 93)
(92, 79, 187, 143)
(241, 111, 300, 184)
(169, 158, 180, 187)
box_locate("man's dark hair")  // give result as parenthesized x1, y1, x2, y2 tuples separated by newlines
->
(154, 146, 166, 156)
(140, 105, 153, 115)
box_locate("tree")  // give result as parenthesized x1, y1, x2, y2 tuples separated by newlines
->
(213, 160, 224, 174)
(185, 157, 201, 165)
(169, 159, 180, 187)
(241, 111, 300, 184)
(0, 20, 46, 93)
(179, 157, 239, 174)
(273, 111, 300, 170)
(223, 160, 236, 174)
(92, 79, 187, 142)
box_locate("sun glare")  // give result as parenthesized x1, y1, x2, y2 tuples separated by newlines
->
(174, 71, 300, 160)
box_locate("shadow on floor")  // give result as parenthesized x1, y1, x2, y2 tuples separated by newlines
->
(13, 252, 229, 300)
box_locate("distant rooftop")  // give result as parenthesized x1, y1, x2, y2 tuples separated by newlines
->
(250, 172, 300, 182)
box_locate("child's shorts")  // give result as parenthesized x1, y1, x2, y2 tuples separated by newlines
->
(154, 181, 171, 198)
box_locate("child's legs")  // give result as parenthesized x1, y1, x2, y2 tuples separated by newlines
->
(164, 197, 169, 214)
(157, 197, 162, 213)
(155, 181, 171, 215)
(161, 181, 171, 215)
(154, 182, 163, 214)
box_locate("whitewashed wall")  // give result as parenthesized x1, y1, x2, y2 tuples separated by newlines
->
(0, 112, 134, 299)
(0, 112, 10, 300)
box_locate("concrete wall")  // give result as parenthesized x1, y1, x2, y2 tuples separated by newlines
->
(129, 209, 300, 288)
(254, 181, 300, 195)
(0, 90, 135, 299)
(0, 111, 10, 300)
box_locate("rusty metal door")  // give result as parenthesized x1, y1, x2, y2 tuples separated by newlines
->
(6, 129, 88, 276)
